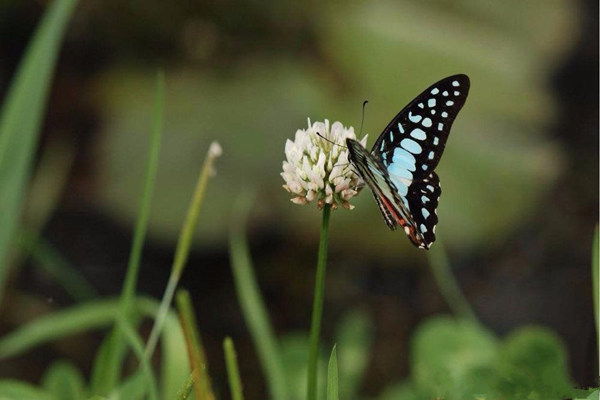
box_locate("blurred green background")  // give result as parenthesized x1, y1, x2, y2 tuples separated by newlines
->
(0, 0, 597, 398)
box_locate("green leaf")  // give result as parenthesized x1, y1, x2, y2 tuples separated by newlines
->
(41, 360, 86, 400)
(107, 371, 147, 400)
(224, 337, 244, 400)
(497, 326, 575, 399)
(21, 234, 96, 301)
(0, 299, 121, 359)
(593, 225, 598, 350)
(326, 345, 338, 400)
(90, 71, 165, 397)
(89, 327, 130, 395)
(175, 290, 214, 400)
(334, 308, 372, 399)
(412, 316, 499, 399)
(0, 0, 78, 297)
(159, 308, 190, 400)
(229, 194, 288, 400)
(0, 380, 56, 400)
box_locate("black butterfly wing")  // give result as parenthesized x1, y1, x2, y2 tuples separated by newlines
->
(371, 74, 469, 179)
(369, 74, 470, 248)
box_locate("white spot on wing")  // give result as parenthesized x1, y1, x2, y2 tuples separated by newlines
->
(454, 91, 460, 96)
(428, 98, 436, 107)
(422, 118, 432, 128)
(392, 147, 416, 171)
(442, 91, 448, 96)
(428, 151, 434, 160)
(438, 123, 444, 131)
(397, 123, 404, 134)
(420, 223, 427, 232)
(408, 112, 422, 123)
(431, 88, 439, 95)
(442, 111, 448, 118)
(452, 80, 459, 87)
(433, 137, 440, 145)
(422, 208, 430, 219)
(410, 128, 427, 140)
(446, 100, 454, 106)
(400, 138, 422, 154)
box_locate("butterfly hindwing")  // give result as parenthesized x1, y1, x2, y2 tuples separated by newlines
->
(404, 172, 441, 246)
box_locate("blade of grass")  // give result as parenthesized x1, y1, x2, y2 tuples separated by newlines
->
(427, 238, 478, 322)
(0, 296, 160, 360)
(121, 71, 164, 309)
(90, 71, 164, 395)
(23, 135, 75, 234)
(19, 232, 96, 301)
(592, 225, 598, 359)
(0, 380, 56, 400)
(175, 289, 215, 400)
(117, 317, 158, 400)
(160, 305, 191, 400)
(223, 337, 244, 400)
(229, 193, 287, 400)
(144, 141, 222, 358)
(0, 0, 78, 299)
(0, 298, 120, 359)
(41, 360, 86, 400)
(174, 374, 194, 400)
(107, 370, 147, 400)
(326, 345, 338, 400)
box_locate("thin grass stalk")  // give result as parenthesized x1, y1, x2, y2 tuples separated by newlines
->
(145, 141, 221, 358)
(176, 289, 215, 400)
(592, 226, 598, 360)
(117, 317, 159, 400)
(229, 194, 287, 400)
(174, 374, 194, 400)
(427, 238, 477, 322)
(307, 203, 331, 400)
(223, 337, 244, 400)
(88, 72, 164, 395)
(120, 71, 164, 310)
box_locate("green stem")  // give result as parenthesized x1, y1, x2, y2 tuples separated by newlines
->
(427, 239, 477, 323)
(307, 204, 332, 400)
(223, 337, 244, 400)
(144, 141, 221, 358)
(121, 70, 164, 311)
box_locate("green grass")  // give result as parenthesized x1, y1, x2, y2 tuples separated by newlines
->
(0, 0, 78, 300)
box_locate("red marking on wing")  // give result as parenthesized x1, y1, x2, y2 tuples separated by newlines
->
(380, 195, 403, 224)
(380, 194, 422, 247)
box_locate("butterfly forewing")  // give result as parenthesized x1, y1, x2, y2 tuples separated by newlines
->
(372, 74, 469, 182)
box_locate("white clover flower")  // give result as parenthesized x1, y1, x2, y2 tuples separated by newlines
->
(281, 118, 368, 210)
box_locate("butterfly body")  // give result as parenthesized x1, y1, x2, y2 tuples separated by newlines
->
(347, 74, 470, 249)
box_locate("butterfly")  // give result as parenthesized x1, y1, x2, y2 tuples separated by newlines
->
(346, 74, 470, 249)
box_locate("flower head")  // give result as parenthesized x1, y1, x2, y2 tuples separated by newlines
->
(281, 118, 367, 210)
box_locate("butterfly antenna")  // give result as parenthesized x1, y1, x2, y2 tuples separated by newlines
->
(316, 131, 347, 149)
(359, 100, 369, 136)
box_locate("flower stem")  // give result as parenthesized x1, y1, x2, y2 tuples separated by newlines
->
(427, 239, 478, 323)
(307, 204, 332, 400)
